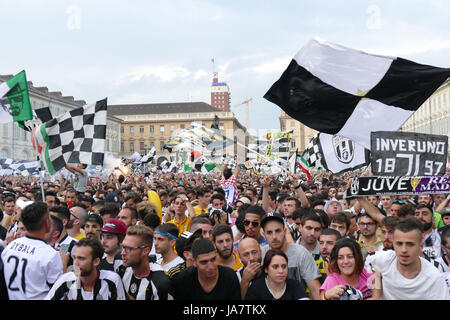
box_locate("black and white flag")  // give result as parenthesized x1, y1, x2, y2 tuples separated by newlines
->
(264, 38, 450, 149)
(31, 98, 107, 175)
(302, 133, 369, 174)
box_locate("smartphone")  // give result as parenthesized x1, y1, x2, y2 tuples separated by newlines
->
(60, 244, 70, 254)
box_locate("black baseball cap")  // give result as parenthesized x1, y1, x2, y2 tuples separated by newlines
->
(261, 212, 285, 229)
(85, 213, 104, 227)
(441, 207, 450, 217)
(175, 229, 202, 258)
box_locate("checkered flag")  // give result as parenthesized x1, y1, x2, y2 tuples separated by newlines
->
(301, 133, 323, 169)
(31, 98, 107, 175)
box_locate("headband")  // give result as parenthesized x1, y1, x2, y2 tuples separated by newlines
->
(155, 230, 178, 240)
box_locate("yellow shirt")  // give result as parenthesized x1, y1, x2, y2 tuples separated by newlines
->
(168, 215, 192, 235)
(217, 251, 244, 271)
(74, 233, 86, 241)
(193, 205, 208, 216)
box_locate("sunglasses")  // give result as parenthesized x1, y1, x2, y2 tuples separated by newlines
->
(393, 200, 405, 204)
(243, 220, 259, 228)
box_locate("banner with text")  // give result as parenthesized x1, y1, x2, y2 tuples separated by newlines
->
(344, 176, 450, 198)
(370, 131, 448, 176)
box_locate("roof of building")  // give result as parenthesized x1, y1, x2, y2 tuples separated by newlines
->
(0, 74, 123, 122)
(0, 74, 87, 107)
(108, 101, 222, 115)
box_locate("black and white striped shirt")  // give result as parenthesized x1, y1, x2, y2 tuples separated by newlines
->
(45, 270, 126, 300)
(117, 263, 174, 300)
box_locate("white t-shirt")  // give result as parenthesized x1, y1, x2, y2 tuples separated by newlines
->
(45, 270, 126, 300)
(156, 255, 184, 272)
(1, 236, 63, 300)
(371, 250, 450, 300)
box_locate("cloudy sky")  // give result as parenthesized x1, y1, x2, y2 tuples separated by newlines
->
(1, 0, 449, 134)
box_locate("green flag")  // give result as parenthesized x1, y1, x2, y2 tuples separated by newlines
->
(0, 70, 33, 124)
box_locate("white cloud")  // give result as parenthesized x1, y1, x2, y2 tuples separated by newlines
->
(122, 65, 191, 83)
(247, 57, 291, 74)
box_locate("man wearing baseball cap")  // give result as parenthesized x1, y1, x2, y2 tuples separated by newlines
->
(260, 212, 322, 300)
(175, 229, 203, 267)
(98, 218, 127, 272)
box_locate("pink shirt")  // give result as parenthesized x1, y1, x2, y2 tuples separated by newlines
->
(320, 268, 373, 300)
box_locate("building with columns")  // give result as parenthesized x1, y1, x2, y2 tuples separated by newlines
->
(108, 101, 248, 162)
(0, 74, 122, 160)
(400, 78, 450, 161)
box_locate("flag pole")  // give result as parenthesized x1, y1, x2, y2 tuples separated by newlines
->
(30, 122, 46, 200)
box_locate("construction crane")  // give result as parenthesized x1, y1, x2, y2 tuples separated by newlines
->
(232, 97, 253, 129)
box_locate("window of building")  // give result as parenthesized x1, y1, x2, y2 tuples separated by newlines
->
(150, 125, 154, 133)
(180, 124, 185, 129)
(170, 125, 174, 132)
(130, 142, 134, 152)
(140, 142, 145, 153)
(140, 126, 144, 133)
(121, 143, 124, 153)
(1, 123, 8, 138)
(1, 148, 9, 158)
(130, 126, 134, 134)
(160, 125, 165, 133)
(120, 127, 124, 134)
(160, 141, 165, 151)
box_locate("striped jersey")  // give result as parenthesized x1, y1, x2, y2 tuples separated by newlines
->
(45, 270, 126, 300)
(117, 263, 174, 300)
(221, 175, 238, 207)
(1, 236, 63, 300)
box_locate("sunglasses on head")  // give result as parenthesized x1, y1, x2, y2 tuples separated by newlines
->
(243, 220, 259, 228)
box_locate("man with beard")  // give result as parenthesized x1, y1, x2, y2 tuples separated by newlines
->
(418, 194, 445, 229)
(98, 219, 126, 272)
(84, 214, 103, 240)
(117, 225, 173, 300)
(45, 238, 125, 300)
(319, 228, 341, 269)
(365, 216, 400, 270)
(260, 213, 321, 300)
(234, 205, 267, 248)
(281, 197, 300, 231)
(67, 204, 88, 241)
(415, 204, 442, 259)
(357, 213, 383, 260)
(298, 214, 326, 283)
(212, 224, 243, 271)
(236, 237, 263, 299)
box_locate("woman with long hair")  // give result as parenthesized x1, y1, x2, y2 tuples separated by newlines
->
(245, 248, 308, 300)
(320, 238, 373, 300)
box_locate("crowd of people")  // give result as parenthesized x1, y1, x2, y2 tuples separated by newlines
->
(0, 158, 449, 301)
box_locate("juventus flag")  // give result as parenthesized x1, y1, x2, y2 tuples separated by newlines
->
(264, 38, 450, 149)
(31, 99, 107, 175)
(302, 133, 369, 174)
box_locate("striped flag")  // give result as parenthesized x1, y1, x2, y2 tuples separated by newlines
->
(288, 150, 311, 181)
(31, 99, 107, 175)
(264, 38, 450, 149)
